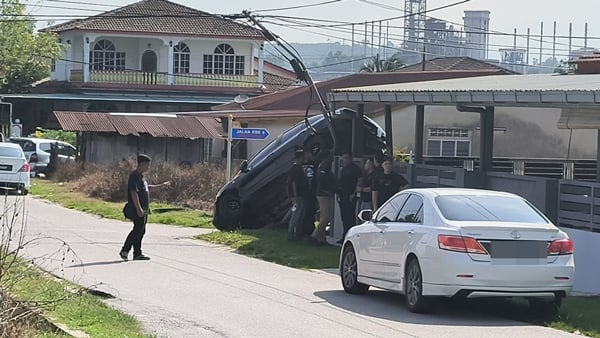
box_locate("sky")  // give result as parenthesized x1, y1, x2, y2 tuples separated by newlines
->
(25, 0, 600, 62)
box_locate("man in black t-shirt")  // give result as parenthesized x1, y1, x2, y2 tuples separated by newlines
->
(120, 154, 170, 261)
(337, 151, 363, 242)
(356, 158, 376, 217)
(287, 149, 308, 241)
(372, 157, 408, 210)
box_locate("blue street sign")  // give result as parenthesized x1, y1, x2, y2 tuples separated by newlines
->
(231, 127, 270, 140)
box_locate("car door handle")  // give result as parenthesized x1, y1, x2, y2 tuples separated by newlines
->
(407, 230, 415, 235)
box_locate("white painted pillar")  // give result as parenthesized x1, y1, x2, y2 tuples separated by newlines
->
(167, 41, 174, 85)
(64, 40, 72, 81)
(258, 43, 264, 89)
(83, 36, 90, 82)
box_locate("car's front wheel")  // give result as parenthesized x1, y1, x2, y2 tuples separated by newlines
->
(340, 245, 369, 294)
(405, 258, 433, 313)
(214, 193, 241, 231)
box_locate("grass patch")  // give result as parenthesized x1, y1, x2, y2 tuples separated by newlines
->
(5, 257, 149, 338)
(29, 179, 213, 228)
(197, 227, 340, 270)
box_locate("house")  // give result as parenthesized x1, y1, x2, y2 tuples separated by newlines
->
(205, 57, 514, 160)
(2, 0, 297, 140)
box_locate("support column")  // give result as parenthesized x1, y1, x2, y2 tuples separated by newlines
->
(258, 43, 265, 89)
(65, 40, 73, 81)
(596, 130, 600, 183)
(167, 41, 174, 85)
(479, 106, 495, 173)
(384, 104, 393, 155)
(415, 105, 425, 164)
(83, 36, 90, 83)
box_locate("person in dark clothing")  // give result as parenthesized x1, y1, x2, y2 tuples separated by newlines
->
(373, 151, 384, 178)
(311, 158, 335, 244)
(372, 157, 408, 210)
(356, 158, 376, 219)
(302, 150, 318, 237)
(120, 154, 170, 261)
(287, 149, 308, 241)
(337, 151, 363, 243)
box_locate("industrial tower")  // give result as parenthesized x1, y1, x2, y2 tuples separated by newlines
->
(403, 0, 427, 53)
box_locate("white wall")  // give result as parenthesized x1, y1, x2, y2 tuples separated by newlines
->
(562, 228, 600, 295)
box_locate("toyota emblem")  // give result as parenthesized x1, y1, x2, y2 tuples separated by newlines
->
(510, 230, 521, 240)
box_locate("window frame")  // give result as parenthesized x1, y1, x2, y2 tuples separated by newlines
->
(89, 40, 126, 71)
(202, 44, 245, 75)
(395, 194, 424, 224)
(173, 42, 190, 74)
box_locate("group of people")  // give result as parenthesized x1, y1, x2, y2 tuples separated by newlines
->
(286, 148, 408, 245)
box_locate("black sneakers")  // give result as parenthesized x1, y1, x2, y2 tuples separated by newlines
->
(119, 251, 128, 261)
(133, 254, 151, 261)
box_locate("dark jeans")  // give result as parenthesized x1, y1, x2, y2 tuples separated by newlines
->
(122, 214, 147, 257)
(302, 196, 317, 236)
(339, 195, 357, 237)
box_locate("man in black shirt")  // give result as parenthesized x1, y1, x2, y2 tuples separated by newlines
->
(287, 149, 308, 241)
(337, 151, 362, 242)
(372, 157, 408, 210)
(356, 158, 376, 215)
(120, 154, 170, 261)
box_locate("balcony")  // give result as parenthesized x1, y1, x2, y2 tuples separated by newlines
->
(69, 70, 259, 88)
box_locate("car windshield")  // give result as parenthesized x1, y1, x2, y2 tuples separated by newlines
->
(11, 139, 35, 152)
(435, 195, 548, 223)
(0, 147, 23, 158)
(246, 115, 322, 170)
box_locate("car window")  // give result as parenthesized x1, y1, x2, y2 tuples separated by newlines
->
(396, 194, 424, 223)
(435, 195, 548, 223)
(376, 193, 408, 222)
(0, 147, 24, 158)
(39, 143, 52, 152)
(11, 140, 35, 152)
(57, 144, 76, 156)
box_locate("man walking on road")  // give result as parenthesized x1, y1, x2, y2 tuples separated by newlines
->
(120, 154, 169, 261)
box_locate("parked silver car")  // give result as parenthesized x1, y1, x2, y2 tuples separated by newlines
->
(9, 137, 77, 177)
(0, 142, 30, 195)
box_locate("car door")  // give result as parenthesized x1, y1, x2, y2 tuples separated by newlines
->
(358, 199, 401, 279)
(383, 194, 424, 283)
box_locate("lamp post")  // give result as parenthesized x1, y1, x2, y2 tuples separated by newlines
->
(226, 113, 233, 182)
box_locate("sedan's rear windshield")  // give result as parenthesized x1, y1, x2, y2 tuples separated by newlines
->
(0, 147, 24, 158)
(435, 195, 548, 223)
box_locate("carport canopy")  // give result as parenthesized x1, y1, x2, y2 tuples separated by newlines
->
(328, 73, 600, 179)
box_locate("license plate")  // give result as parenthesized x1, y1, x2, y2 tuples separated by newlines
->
(490, 240, 547, 259)
(0, 164, 12, 171)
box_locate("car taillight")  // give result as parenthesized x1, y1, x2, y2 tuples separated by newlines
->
(547, 239, 574, 255)
(18, 162, 30, 173)
(29, 153, 38, 163)
(438, 235, 488, 255)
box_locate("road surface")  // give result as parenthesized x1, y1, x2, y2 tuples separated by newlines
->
(13, 196, 580, 338)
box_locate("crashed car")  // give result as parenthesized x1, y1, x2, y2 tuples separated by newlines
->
(213, 108, 386, 231)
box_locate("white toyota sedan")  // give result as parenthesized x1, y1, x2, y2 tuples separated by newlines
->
(340, 188, 574, 313)
(0, 142, 30, 195)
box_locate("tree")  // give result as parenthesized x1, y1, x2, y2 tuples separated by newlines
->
(0, 0, 63, 93)
(360, 54, 405, 73)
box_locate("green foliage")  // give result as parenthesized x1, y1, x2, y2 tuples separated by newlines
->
(360, 54, 405, 73)
(0, 0, 63, 93)
(37, 130, 77, 145)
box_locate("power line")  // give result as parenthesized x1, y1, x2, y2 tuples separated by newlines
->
(253, 0, 344, 13)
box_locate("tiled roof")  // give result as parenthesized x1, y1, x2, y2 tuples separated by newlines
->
(54, 111, 224, 139)
(398, 57, 516, 74)
(215, 69, 512, 112)
(41, 0, 265, 39)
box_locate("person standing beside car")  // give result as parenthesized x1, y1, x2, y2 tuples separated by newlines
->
(310, 158, 335, 245)
(355, 158, 376, 220)
(337, 151, 363, 243)
(120, 154, 170, 261)
(372, 156, 408, 210)
(286, 149, 309, 241)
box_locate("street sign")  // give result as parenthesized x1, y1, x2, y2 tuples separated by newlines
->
(231, 128, 270, 140)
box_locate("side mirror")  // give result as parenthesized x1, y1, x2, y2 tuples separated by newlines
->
(358, 209, 373, 222)
(239, 160, 248, 172)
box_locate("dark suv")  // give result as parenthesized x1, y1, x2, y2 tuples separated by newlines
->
(213, 108, 386, 231)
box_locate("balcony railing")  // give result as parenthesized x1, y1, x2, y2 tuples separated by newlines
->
(69, 70, 259, 88)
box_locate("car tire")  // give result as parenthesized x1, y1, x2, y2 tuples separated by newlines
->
(340, 245, 369, 294)
(215, 193, 241, 230)
(20, 189, 28, 196)
(528, 296, 562, 316)
(405, 258, 433, 313)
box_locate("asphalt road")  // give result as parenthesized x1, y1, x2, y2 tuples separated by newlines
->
(12, 196, 581, 338)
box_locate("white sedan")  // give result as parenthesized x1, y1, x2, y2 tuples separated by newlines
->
(339, 188, 574, 313)
(0, 142, 30, 195)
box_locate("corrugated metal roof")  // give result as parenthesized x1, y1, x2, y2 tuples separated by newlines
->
(329, 74, 600, 107)
(54, 112, 224, 139)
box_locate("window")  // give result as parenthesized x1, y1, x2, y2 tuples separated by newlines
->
(435, 195, 548, 224)
(89, 40, 126, 71)
(396, 194, 423, 223)
(376, 194, 408, 222)
(51, 59, 56, 72)
(430, 128, 469, 138)
(203, 44, 245, 75)
(174, 42, 190, 74)
(427, 140, 471, 157)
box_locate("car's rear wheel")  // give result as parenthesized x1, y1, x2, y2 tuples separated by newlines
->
(340, 245, 369, 294)
(215, 193, 241, 230)
(405, 258, 433, 313)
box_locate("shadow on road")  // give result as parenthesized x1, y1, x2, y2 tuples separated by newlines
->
(66, 260, 126, 268)
(314, 289, 532, 327)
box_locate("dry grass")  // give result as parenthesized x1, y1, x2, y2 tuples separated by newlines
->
(52, 159, 226, 210)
